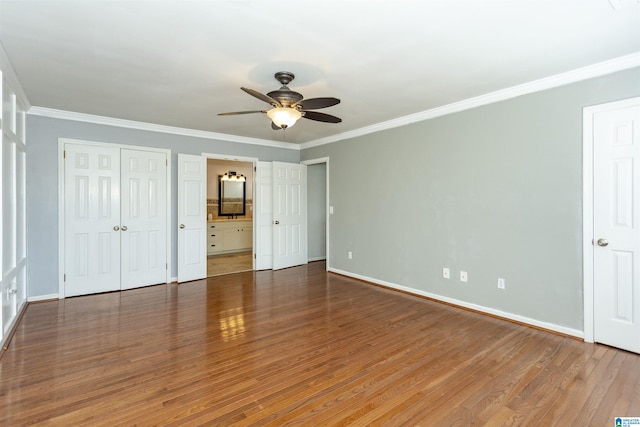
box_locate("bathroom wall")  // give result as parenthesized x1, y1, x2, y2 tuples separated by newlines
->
(206, 159, 254, 220)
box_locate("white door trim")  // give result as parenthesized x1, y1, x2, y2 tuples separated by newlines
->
(582, 96, 640, 342)
(301, 157, 330, 270)
(58, 138, 172, 298)
(202, 152, 258, 271)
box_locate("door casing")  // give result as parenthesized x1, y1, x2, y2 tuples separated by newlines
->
(301, 157, 330, 270)
(202, 152, 258, 272)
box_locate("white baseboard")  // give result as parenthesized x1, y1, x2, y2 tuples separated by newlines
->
(169, 277, 178, 283)
(28, 294, 59, 302)
(328, 267, 584, 339)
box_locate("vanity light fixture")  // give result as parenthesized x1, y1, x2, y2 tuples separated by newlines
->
(221, 172, 246, 182)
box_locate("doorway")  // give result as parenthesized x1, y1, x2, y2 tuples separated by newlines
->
(206, 158, 254, 277)
(303, 158, 329, 267)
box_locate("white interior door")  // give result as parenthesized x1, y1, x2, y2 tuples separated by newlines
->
(64, 143, 121, 297)
(593, 98, 640, 354)
(255, 161, 273, 270)
(120, 149, 168, 290)
(177, 153, 206, 282)
(272, 161, 307, 270)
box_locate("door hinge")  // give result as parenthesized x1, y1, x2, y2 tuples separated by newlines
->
(254, 254, 256, 259)
(166, 159, 168, 166)
(166, 263, 168, 270)
(64, 274, 66, 282)
(254, 166, 256, 172)
(63, 150, 66, 159)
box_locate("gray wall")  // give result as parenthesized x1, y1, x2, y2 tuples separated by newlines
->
(27, 115, 299, 297)
(307, 163, 327, 260)
(301, 67, 640, 331)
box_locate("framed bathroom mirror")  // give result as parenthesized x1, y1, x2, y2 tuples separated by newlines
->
(218, 174, 246, 216)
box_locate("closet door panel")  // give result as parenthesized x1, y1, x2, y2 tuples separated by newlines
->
(64, 144, 121, 297)
(120, 149, 168, 290)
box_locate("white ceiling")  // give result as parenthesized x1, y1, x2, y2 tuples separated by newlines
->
(1, 0, 639, 145)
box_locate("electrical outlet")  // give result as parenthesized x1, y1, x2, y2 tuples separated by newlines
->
(348, 251, 352, 259)
(460, 271, 468, 282)
(443, 268, 450, 279)
(497, 277, 505, 289)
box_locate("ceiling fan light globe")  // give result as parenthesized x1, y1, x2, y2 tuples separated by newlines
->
(267, 107, 302, 129)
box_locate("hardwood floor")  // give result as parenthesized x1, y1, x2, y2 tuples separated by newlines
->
(207, 252, 253, 277)
(1, 261, 638, 426)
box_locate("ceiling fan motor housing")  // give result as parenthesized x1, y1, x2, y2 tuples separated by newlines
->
(267, 71, 303, 107)
(267, 88, 303, 107)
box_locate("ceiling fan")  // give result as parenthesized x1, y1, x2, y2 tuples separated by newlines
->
(218, 71, 342, 130)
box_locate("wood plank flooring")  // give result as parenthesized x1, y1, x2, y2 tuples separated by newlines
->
(207, 252, 253, 277)
(1, 261, 638, 426)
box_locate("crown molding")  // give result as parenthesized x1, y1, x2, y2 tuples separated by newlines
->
(27, 107, 301, 151)
(0, 41, 31, 109)
(24, 52, 640, 152)
(300, 52, 640, 150)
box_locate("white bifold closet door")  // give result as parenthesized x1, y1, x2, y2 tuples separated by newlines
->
(64, 143, 168, 297)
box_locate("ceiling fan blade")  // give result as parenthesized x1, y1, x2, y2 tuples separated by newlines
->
(271, 122, 282, 130)
(241, 87, 282, 107)
(295, 97, 340, 110)
(302, 111, 342, 123)
(217, 110, 266, 116)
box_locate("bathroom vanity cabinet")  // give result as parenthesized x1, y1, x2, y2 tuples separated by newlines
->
(207, 220, 252, 255)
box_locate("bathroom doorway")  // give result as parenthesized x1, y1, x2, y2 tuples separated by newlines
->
(206, 158, 254, 277)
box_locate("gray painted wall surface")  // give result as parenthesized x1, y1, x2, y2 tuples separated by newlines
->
(307, 163, 327, 260)
(301, 67, 640, 331)
(26, 115, 299, 297)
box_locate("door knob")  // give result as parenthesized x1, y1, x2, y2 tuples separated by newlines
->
(113, 225, 120, 231)
(597, 238, 609, 247)
(121, 226, 128, 231)
(179, 224, 185, 229)
(274, 220, 280, 225)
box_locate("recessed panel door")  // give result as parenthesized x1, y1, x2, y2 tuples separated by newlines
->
(177, 154, 206, 282)
(64, 144, 121, 297)
(272, 161, 307, 270)
(120, 149, 168, 290)
(593, 100, 640, 354)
